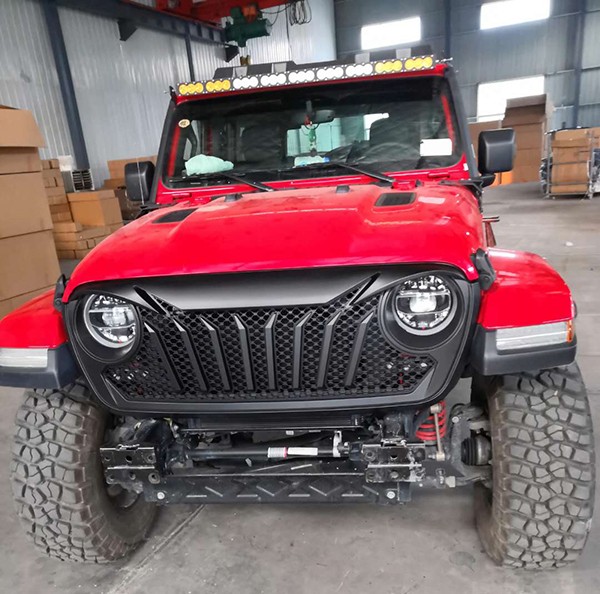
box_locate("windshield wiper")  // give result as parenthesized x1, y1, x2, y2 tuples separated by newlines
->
(282, 161, 394, 185)
(170, 171, 274, 192)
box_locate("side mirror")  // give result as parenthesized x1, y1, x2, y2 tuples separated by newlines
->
(478, 129, 515, 174)
(125, 161, 155, 202)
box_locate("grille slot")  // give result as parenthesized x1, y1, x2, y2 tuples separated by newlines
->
(104, 289, 435, 403)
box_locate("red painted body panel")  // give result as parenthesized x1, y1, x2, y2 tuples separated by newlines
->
(63, 183, 483, 301)
(0, 290, 67, 349)
(478, 249, 573, 330)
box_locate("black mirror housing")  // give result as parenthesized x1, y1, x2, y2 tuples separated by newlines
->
(125, 161, 155, 202)
(478, 129, 516, 174)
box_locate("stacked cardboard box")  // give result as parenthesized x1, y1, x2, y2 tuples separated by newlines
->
(502, 95, 551, 183)
(36, 161, 124, 259)
(41, 159, 72, 224)
(53, 221, 121, 259)
(0, 106, 60, 318)
(550, 128, 600, 195)
(54, 190, 123, 259)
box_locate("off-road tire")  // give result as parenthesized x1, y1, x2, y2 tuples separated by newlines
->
(475, 363, 595, 568)
(11, 385, 157, 562)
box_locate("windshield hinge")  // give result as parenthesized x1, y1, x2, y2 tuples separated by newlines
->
(472, 249, 496, 291)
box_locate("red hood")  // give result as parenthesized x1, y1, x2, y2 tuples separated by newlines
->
(64, 183, 483, 301)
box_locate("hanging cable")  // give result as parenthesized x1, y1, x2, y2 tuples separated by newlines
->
(286, 0, 312, 26)
(262, 3, 288, 27)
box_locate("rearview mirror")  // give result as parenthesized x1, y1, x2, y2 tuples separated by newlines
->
(478, 129, 515, 174)
(290, 109, 336, 127)
(125, 161, 155, 202)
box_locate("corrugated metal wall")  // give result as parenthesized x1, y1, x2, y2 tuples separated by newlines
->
(0, 0, 335, 184)
(0, 0, 73, 160)
(58, 7, 190, 184)
(334, 0, 600, 129)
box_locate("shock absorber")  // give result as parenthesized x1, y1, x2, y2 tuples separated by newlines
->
(415, 401, 447, 442)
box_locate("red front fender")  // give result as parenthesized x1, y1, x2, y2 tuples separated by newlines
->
(0, 291, 77, 389)
(479, 249, 574, 330)
(0, 290, 68, 349)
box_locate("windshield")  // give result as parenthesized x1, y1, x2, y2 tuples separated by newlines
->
(165, 75, 464, 186)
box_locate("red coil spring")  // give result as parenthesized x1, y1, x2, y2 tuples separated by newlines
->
(415, 401, 448, 442)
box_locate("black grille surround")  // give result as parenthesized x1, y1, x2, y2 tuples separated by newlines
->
(104, 292, 435, 402)
(66, 266, 477, 415)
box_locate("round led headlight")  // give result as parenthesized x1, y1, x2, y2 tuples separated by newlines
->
(83, 294, 137, 348)
(393, 275, 456, 335)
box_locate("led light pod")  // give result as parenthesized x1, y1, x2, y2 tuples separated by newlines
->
(84, 294, 138, 348)
(393, 275, 456, 335)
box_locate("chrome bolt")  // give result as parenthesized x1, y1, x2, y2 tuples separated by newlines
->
(451, 416, 460, 424)
(386, 490, 396, 500)
(156, 491, 166, 501)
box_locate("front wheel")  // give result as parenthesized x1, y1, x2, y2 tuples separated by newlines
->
(475, 364, 595, 568)
(11, 386, 157, 562)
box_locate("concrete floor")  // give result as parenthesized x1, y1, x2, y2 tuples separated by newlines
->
(1, 182, 599, 593)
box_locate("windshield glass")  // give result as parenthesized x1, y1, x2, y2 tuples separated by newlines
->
(165, 75, 463, 186)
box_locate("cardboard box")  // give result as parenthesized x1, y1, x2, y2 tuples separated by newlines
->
(51, 211, 73, 223)
(511, 165, 540, 183)
(503, 95, 552, 127)
(45, 186, 67, 197)
(107, 156, 156, 180)
(42, 169, 64, 188)
(549, 183, 589, 195)
(54, 238, 89, 250)
(552, 128, 600, 149)
(53, 221, 83, 233)
(0, 105, 45, 148)
(552, 146, 589, 164)
(49, 203, 71, 215)
(514, 148, 542, 169)
(67, 189, 114, 203)
(0, 172, 53, 238)
(47, 196, 68, 207)
(68, 191, 123, 227)
(0, 147, 42, 175)
(54, 226, 109, 242)
(0, 105, 44, 177)
(552, 163, 589, 184)
(0, 231, 60, 300)
(56, 249, 76, 260)
(513, 123, 544, 151)
(103, 178, 126, 190)
(0, 285, 53, 320)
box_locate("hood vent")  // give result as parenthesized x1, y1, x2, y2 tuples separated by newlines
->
(375, 192, 415, 207)
(154, 208, 197, 224)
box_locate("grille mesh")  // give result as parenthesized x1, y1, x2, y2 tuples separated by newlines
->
(104, 289, 435, 403)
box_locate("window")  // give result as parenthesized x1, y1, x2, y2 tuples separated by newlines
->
(480, 0, 551, 30)
(477, 76, 545, 122)
(166, 77, 463, 184)
(360, 17, 421, 51)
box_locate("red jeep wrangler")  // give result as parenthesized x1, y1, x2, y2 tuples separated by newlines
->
(0, 53, 594, 568)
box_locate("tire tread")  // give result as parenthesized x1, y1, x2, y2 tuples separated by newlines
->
(476, 364, 595, 569)
(11, 386, 154, 563)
